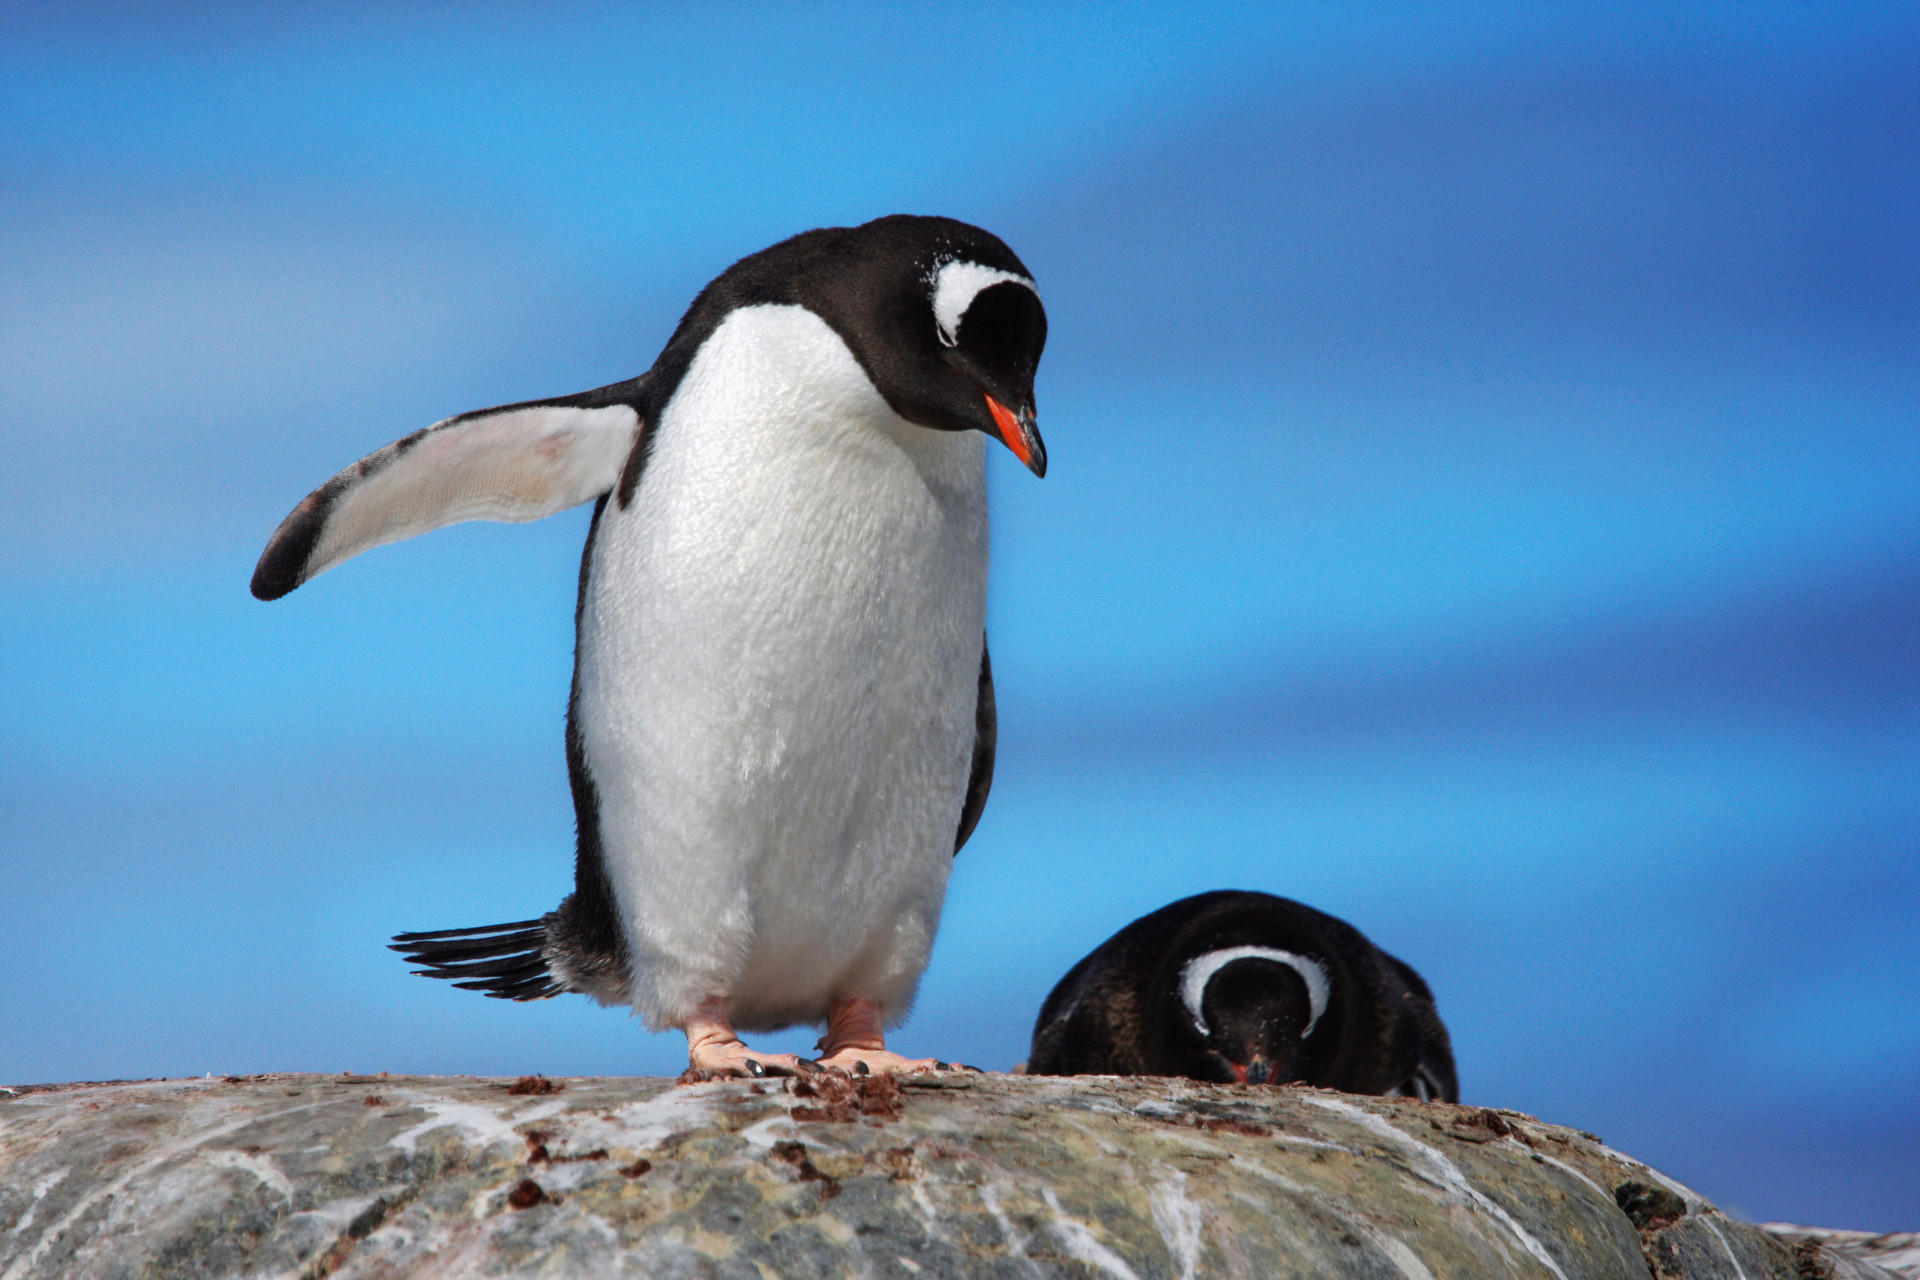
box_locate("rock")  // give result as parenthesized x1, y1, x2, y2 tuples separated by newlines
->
(1761, 1226, 1920, 1280)
(0, 1072, 1901, 1279)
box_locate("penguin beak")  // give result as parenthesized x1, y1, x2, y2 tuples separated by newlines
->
(984, 393, 1047, 478)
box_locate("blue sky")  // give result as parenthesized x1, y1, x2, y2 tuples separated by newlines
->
(3, 1, 1916, 1230)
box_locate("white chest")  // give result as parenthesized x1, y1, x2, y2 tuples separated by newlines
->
(574, 304, 990, 1026)
(585, 303, 988, 731)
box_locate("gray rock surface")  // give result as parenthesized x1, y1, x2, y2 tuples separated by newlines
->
(0, 1072, 1899, 1280)
(1761, 1226, 1920, 1280)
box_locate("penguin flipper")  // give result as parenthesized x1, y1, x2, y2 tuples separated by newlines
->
(1381, 952, 1460, 1103)
(251, 376, 648, 600)
(954, 638, 996, 854)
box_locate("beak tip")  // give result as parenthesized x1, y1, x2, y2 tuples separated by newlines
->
(984, 392, 1047, 478)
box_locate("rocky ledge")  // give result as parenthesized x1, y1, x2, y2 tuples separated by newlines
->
(0, 1072, 1904, 1280)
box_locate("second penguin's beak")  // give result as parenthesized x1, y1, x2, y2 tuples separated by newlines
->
(984, 393, 1047, 478)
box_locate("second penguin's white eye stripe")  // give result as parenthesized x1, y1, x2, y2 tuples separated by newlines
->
(931, 261, 1038, 347)
(1179, 946, 1331, 1039)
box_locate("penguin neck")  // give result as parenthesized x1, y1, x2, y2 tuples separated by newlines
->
(656, 301, 986, 508)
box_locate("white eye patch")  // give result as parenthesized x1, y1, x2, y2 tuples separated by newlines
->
(1179, 946, 1330, 1039)
(930, 260, 1038, 347)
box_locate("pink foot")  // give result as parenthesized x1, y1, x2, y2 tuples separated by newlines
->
(681, 996, 820, 1081)
(815, 1047, 955, 1075)
(813, 996, 981, 1076)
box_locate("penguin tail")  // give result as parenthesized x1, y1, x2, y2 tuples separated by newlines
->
(389, 918, 564, 1002)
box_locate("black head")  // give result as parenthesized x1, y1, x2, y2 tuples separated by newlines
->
(645, 214, 1049, 475)
(1178, 947, 1330, 1086)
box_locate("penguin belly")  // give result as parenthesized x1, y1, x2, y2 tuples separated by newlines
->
(576, 304, 989, 1032)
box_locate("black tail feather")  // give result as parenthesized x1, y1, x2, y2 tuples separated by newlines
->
(393, 919, 546, 942)
(400, 931, 546, 966)
(479, 975, 561, 1000)
(425, 954, 547, 980)
(389, 918, 563, 1002)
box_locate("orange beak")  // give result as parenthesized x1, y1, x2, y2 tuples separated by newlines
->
(984, 393, 1047, 478)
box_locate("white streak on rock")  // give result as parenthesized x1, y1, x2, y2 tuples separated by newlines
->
(385, 1092, 566, 1155)
(1149, 1170, 1203, 1280)
(2, 1094, 319, 1280)
(736, 1113, 800, 1151)
(1306, 1096, 1571, 1280)
(1272, 1132, 1355, 1154)
(5, 1168, 68, 1239)
(1586, 1139, 1710, 1210)
(387, 1097, 523, 1155)
(1040, 1186, 1143, 1280)
(203, 1148, 294, 1200)
(908, 1178, 942, 1228)
(1523, 1150, 1615, 1206)
(1229, 1158, 1433, 1280)
(361, 1221, 499, 1279)
(1703, 1217, 1754, 1280)
(977, 1180, 1044, 1277)
(599, 1086, 728, 1150)
(1377, 1236, 1439, 1280)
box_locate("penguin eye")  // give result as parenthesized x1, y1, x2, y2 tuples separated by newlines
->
(953, 282, 1046, 380)
(929, 260, 1040, 350)
(1179, 946, 1331, 1038)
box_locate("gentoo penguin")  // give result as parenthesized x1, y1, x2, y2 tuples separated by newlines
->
(1025, 891, 1457, 1100)
(252, 215, 1047, 1077)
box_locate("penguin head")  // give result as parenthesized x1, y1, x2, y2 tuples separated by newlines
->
(837, 215, 1048, 476)
(1177, 946, 1331, 1086)
(917, 248, 1048, 476)
(695, 215, 1049, 476)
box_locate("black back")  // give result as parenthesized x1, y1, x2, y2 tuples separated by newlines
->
(1026, 890, 1458, 1101)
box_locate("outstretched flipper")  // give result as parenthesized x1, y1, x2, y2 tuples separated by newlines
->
(251, 377, 648, 600)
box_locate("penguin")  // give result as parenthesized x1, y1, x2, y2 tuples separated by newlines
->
(1025, 891, 1457, 1100)
(252, 215, 1047, 1077)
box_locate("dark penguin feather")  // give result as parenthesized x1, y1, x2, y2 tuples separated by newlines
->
(954, 643, 996, 852)
(388, 920, 562, 1002)
(1026, 890, 1458, 1101)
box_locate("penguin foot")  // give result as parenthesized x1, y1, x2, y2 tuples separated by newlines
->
(811, 995, 963, 1075)
(814, 1048, 958, 1076)
(682, 995, 821, 1081)
(682, 1042, 819, 1080)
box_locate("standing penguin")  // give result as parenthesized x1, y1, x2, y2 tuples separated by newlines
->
(252, 216, 1046, 1077)
(1026, 891, 1457, 1100)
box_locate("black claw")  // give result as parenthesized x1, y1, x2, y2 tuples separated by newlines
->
(744, 1058, 767, 1078)
(853, 1060, 870, 1076)
(796, 1058, 824, 1074)
(933, 1061, 951, 1071)
(959, 1063, 985, 1073)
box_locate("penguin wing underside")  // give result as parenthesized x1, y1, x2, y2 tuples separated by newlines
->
(252, 388, 645, 600)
